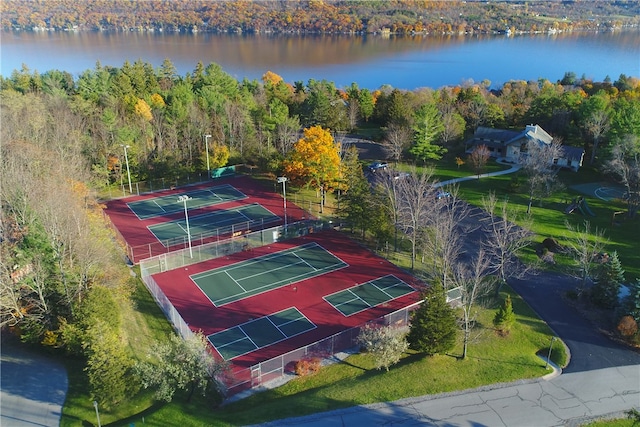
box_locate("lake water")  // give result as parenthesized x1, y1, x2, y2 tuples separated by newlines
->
(1, 30, 639, 90)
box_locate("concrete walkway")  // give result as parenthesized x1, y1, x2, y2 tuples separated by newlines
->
(254, 364, 639, 426)
(1, 343, 67, 427)
(433, 162, 521, 188)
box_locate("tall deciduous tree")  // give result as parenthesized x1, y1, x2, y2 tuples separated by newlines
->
(564, 221, 608, 291)
(283, 126, 342, 212)
(396, 167, 436, 270)
(451, 248, 494, 359)
(482, 192, 536, 295)
(382, 122, 411, 164)
(407, 283, 457, 356)
(519, 138, 564, 214)
(468, 144, 491, 177)
(605, 135, 640, 218)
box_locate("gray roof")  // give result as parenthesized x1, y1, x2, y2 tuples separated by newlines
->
(560, 146, 585, 163)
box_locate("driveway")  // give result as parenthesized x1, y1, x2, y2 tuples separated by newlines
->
(511, 271, 640, 373)
(1, 343, 67, 427)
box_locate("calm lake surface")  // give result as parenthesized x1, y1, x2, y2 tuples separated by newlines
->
(1, 30, 639, 90)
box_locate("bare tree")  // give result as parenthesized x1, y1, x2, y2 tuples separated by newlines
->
(468, 144, 491, 177)
(584, 110, 610, 165)
(395, 167, 436, 270)
(420, 187, 469, 290)
(604, 135, 640, 218)
(374, 168, 403, 252)
(482, 192, 536, 295)
(451, 248, 495, 359)
(564, 221, 608, 292)
(381, 122, 411, 164)
(439, 106, 466, 149)
(520, 138, 564, 214)
(275, 115, 301, 156)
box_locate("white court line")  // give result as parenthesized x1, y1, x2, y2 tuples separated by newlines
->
(192, 242, 320, 280)
(292, 252, 317, 271)
(265, 316, 288, 339)
(236, 260, 309, 283)
(152, 199, 167, 212)
(214, 333, 253, 350)
(225, 270, 247, 292)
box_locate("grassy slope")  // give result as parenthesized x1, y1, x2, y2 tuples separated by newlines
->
(113, 286, 564, 427)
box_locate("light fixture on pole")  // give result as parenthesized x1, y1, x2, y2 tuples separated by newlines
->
(178, 195, 193, 258)
(204, 134, 212, 175)
(545, 336, 557, 369)
(93, 401, 102, 427)
(120, 144, 132, 194)
(277, 176, 288, 228)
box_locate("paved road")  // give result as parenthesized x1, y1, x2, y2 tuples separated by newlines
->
(0, 343, 67, 427)
(255, 364, 639, 427)
(511, 272, 640, 373)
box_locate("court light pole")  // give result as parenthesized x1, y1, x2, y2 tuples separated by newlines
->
(204, 134, 212, 176)
(178, 195, 193, 258)
(120, 144, 132, 194)
(277, 176, 288, 228)
(93, 401, 101, 427)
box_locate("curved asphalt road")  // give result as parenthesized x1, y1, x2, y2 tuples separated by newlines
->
(511, 271, 640, 373)
(1, 343, 67, 427)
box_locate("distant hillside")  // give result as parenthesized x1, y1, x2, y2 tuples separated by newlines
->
(2, 0, 639, 35)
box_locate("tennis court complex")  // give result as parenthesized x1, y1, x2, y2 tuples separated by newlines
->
(208, 307, 315, 360)
(127, 184, 246, 220)
(324, 275, 415, 316)
(191, 242, 347, 306)
(148, 203, 278, 245)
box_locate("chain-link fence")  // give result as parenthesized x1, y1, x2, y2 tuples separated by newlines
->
(140, 219, 328, 277)
(226, 301, 421, 396)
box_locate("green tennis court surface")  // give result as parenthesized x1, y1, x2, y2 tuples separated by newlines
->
(148, 203, 278, 246)
(127, 184, 246, 220)
(324, 275, 415, 316)
(208, 307, 315, 360)
(191, 242, 347, 306)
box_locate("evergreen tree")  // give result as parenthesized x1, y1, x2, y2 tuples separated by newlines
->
(409, 102, 446, 162)
(493, 294, 516, 335)
(407, 283, 457, 356)
(591, 251, 625, 308)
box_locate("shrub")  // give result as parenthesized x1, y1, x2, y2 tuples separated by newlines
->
(357, 324, 409, 371)
(617, 315, 638, 337)
(294, 357, 322, 376)
(493, 294, 516, 336)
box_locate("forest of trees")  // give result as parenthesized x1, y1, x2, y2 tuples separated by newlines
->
(2, 0, 639, 35)
(1, 56, 639, 407)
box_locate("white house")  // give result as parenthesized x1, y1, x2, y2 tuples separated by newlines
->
(465, 124, 584, 171)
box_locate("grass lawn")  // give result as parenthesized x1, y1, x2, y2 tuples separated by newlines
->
(426, 161, 640, 281)
(62, 283, 564, 427)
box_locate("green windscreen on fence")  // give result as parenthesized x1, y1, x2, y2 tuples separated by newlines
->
(211, 165, 236, 179)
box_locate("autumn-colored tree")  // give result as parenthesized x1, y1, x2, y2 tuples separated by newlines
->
(283, 126, 342, 211)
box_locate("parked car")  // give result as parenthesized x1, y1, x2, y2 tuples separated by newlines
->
(368, 161, 388, 172)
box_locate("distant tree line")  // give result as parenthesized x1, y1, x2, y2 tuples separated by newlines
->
(2, 0, 639, 35)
